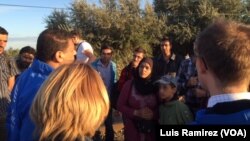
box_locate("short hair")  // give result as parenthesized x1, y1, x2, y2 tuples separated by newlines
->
(134, 47, 146, 54)
(70, 29, 82, 38)
(161, 36, 172, 44)
(19, 46, 36, 56)
(100, 44, 113, 53)
(0, 26, 8, 35)
(194, 20, 250, 86)
(30, 62, 109, 140)
(36, 29, 73, 62)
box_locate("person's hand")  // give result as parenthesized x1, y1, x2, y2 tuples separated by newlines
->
(178, 95, 185, 103)
(135, 107, 153, 120)
(187, 77, 198, 87)
(114, 110, 121, 118)
(193, 88, 207, 98)
(140, 107, 153, 120)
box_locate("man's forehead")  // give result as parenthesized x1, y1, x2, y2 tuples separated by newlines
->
(134, 52, 144, 56)
(161, 40, 170, 44)
(0, 34, 8, 38)
(102, 49, 112, 52)
(21, 52, 35, 56)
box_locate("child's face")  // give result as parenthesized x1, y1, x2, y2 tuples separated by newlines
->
(158, 84, 176, 102)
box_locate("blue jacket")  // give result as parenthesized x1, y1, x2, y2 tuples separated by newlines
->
(7, 59, 54, 141)
(194, 109, 250, 124)
(92, 59, 117, 91)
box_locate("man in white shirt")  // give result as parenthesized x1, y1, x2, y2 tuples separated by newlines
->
(71, 30, 96, 64)
(193, 20, 250, 124)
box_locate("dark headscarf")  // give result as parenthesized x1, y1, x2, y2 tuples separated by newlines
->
(134, 57, 154, 95)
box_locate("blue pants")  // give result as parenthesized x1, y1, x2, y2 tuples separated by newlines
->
(104, 109, 114, 141)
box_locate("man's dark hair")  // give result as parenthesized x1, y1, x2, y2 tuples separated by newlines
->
(19, 46, 36, 56)
(0, 26, 8, 35)
(195, 19, 250, 86)
(71, 29, 82, 38)
(36, 29, 73, 62)
(134, 47, 146, 54)
(100, 44, 113, 53)
(161, 36, 172, 44)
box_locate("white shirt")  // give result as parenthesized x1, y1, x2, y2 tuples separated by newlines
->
(207, 92, 250, 108)
(76, 41, 93, 63)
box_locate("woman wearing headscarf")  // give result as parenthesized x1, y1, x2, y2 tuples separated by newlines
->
(117, 58, 157, 141)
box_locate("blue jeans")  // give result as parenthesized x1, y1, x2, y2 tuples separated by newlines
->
(104, 109, 114, 141)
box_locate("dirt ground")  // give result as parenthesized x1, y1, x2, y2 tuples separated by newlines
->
(100, 110, 124, 141)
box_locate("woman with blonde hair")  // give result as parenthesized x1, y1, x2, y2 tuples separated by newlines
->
(30, 62, 110, 141)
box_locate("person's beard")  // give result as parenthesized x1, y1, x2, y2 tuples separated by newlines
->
(18, 60, 31, 70)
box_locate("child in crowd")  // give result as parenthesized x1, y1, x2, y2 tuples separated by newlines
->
(157, 75, 194, 125)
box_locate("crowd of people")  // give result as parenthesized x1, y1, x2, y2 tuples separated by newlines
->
(0, 19, 249, 141)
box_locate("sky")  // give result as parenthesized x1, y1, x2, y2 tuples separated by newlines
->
(0, 0, 153, 50)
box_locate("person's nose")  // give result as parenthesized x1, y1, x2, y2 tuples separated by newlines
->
(134, 57, 138, 61)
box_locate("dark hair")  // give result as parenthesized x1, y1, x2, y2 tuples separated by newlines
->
(36, 29, 73, 62)
(19, 46, 36, 56)
(188, 45, 194, 56)
(70, 29, 82, 38)
(134, 47, 146, 54)
(195, 19, 250, 86)
(0, 26, 8, 35)
(161, 36, 172, 44)
(100, 44, 113, 54)
(170, 84, 179, 101)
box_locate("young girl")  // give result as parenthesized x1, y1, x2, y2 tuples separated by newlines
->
(157, 75, 193, 125)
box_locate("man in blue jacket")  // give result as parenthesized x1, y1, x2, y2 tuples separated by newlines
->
(92, 44, 117, 141)
(7, 29, 76, 141)
(193, 20, 250, 124)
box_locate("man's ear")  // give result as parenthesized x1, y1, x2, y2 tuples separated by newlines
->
(54, 51, 64, 63)
(196, 57, 207, 74)
(173, 87, 177, 93)
(71, 36, 76, 43)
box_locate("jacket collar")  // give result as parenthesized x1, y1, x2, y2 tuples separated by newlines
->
(31, 59, 54, 76)
(157, 54, 176, 62)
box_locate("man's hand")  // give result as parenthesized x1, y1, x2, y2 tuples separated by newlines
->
(8, 76, 15, 92)
(187, 77, 198, 87)
(178, 95, 185, 103)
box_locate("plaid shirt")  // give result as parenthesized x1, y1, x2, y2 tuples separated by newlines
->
(0, 53, 19, 116)
(177, 58, 207, 112)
